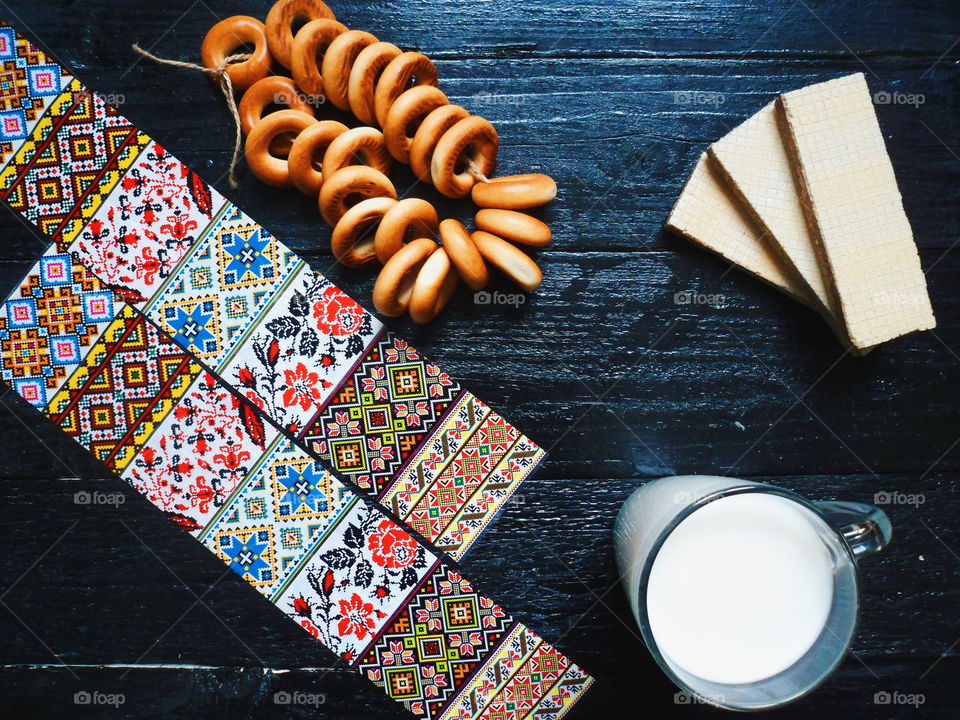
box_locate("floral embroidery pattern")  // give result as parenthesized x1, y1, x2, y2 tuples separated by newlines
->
(224, 268, 381, 434)
(278, 502, 434, 662)
(122, 371, 276, 533)
(72, 141, 223, 305)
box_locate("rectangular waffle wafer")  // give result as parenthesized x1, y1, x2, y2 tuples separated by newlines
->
(777, 73, 935, 348)
(666, 153, 815, 307)
(708, 102, 838, 320)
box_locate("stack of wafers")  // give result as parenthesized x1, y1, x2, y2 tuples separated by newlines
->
(667, 73, 936, 352)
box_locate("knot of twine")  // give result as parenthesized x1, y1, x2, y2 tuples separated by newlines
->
(131, 44, 250, 189)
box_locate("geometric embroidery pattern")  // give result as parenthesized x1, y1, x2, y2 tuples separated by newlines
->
(0, 250, 114, 407)
(120, 370, 279, 534)
(356, 562, 515, 720)
(403, 407, 520, 546)
(383, 394, 546, 557)
(0, 77, 149, 247)
(45, 306, 201, 471)
(143, 203, 302, 365)
(71, 140, 225, 305)
(199, 437, 354, 600)
(0, 24, 69, 167)
(300, 332, 462, 497)
(438, 624, 592, 720)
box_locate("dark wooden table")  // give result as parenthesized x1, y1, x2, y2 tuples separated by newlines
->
(1, 0, 958, 717)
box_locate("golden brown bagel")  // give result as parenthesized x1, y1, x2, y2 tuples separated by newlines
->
(201, 16, 272, 93)
(321, 30, 379, 111)
(265, 0, 336, 68)
(375, 199, 439, 263)
(322, 126, 393, 179)
(383, 86, 448, 164)
(474, 209, 552, 247)
(410, 248, 459, 324)
(318, 165, 396, 226)
(245, 110, 316, 189)
(471, 230, 542, 292)
(290, 18, 349, 97)
(287, 119, 349, 195)
(331, 197, 397, 269)
(439, 219, 488, 291)
(373, 52, 440, 128)
(471, 173, 557, 210)
(373, 238, 437, 316)
(431, 116, 499, 199)
(408, 104, 470, 182)
(347, 42, 402, 125)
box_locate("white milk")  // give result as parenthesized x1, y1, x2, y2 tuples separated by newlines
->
(645, 493, 835, 685)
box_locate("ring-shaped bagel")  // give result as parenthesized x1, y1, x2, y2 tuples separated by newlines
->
(238, 75, 315, 137)
(409, 104, 470, 182)
(245, 109, 316, 189)
(201, 16, 272, 93)
(290, 18, 348, 97)
(430, 116, 499, 199)
(375, 198, 439, 263)
(348, 42, 402, 126)
(321, 29, 378, 111)
(383, 86, 448, 164)
(373, 238, 437, 317)
(322, 126, 393, 179)
(331, 197, 398, 269)
(471, 230, 543, 292)
(265, 0, 336, 68)
(318, 165, 396, 226)
(287, 119, 349, 195)
(410, 248, 459, 324)
(439, 219, 488, 291)
(373, 52, 439, 128)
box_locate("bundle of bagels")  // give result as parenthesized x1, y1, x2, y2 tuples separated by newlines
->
(200, 0, 556, 323)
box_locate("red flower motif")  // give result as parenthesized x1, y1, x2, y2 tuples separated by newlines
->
(367, 520, 420, 569)
(313, 287, 363, 337)
(337, 593, 378, 640)
(282, 362, 323, 411)
(292, 596, 312, 619)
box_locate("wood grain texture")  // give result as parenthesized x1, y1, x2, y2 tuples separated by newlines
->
(1, 0, 958, 718)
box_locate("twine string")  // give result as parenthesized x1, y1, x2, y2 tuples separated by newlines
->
(131, 44, 250, 189)
(466, 159, 492, 183)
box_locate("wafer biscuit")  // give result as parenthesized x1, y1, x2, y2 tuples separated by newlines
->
(709, 102, 837, 319)
(777, 73, 935, 348)
(666, 153, 814, 307)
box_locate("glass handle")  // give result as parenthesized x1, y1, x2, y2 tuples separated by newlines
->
(813, 500, 893, 559)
